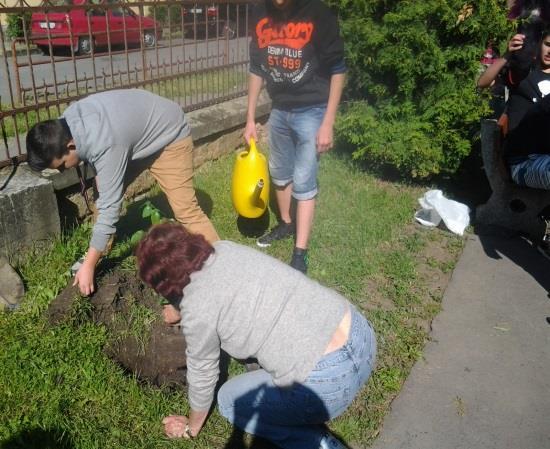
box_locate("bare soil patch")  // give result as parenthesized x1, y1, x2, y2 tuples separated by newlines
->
(45, 271, 187, 388)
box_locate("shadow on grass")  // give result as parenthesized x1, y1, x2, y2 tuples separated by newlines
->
(1, 428, 74, 449)
(233, 177, 288, 238)
(97, 187, 216, 272)
(117, 187, 214, 240)
(333, 137, 492, 211)
(236, 211, 270, 238)
(236, 179, 303, 239)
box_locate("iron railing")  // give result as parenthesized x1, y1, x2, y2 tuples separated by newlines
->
(0, 0, 254, 167)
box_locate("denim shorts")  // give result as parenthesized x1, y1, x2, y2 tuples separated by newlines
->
(268, 106, 327, 201)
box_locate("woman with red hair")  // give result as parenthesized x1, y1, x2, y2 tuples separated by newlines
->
(135, 223, 376, 449)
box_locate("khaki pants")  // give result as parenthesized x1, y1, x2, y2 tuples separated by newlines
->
(149, 136, 219, 243)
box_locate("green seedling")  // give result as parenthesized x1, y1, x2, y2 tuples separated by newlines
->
(141, 201, 163, 225)
(130, 201, 166, 246)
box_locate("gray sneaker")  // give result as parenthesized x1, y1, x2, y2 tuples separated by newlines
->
(257, 222, 295, 248)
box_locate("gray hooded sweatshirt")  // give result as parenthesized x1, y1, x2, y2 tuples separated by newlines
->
(62, 89, 190, 251)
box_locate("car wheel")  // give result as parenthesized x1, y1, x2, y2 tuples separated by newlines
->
(77, 36, 94, 55)
(143, 30, 156, 48)
(222, 20, 237, 39)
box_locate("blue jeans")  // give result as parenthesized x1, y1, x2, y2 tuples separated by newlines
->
(217, 307, 377, 449)
(510, 154, 550, 189)
(268, 106, 327, 201)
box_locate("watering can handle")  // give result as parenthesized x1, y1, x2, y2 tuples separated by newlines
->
(248, 138, 258, 156)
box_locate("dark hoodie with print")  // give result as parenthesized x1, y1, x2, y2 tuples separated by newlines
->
(249, 0, 346, 110)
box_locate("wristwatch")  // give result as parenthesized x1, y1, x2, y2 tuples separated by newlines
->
(184, 424, 195, 439)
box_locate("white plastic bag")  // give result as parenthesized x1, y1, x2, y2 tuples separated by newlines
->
(414, 190, 470, 235)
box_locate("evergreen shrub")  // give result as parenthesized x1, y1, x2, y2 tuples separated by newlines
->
(329, 0, 514, 178)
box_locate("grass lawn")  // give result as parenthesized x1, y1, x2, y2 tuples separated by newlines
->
(0, 148, 464, 448)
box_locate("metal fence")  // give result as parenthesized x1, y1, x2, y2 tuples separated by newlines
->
(0, 0, 254, 167)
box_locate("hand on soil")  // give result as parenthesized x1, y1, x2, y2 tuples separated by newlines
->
(73, 264, 95, 296)
(163, 415, 189, 439)
(162, 304, 182, 325)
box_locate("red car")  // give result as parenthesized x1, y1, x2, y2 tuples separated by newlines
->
(31, 0, 160, 55)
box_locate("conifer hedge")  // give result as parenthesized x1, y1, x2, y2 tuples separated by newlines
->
(329, 0, 514, 178)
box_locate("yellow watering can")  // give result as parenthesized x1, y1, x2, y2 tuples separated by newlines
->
(231, 138, 270, 218)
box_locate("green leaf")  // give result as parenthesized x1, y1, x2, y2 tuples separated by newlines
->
(141, 201, 153, 218)
(150, 211, 162, 225)
(130, 230, 146, 245)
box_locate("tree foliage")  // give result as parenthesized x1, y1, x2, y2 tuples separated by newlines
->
(328, 0, 514, 178)
(148, 4, 181, 29)
(5, 12, 31, 40)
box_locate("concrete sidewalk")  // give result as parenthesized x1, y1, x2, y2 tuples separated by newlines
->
(370, 234, 550, 449)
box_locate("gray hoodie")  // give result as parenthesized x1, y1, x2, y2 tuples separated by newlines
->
(62, 89, 190, 251)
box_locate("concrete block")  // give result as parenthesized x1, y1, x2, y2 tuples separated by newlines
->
(0, 166, 60, 258)
(0, 256, 25, 310)
(41, 162, 96, 191)
(61, 187, 96, 221)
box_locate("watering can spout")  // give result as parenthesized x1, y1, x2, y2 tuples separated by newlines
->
(251, 179, 264, 206)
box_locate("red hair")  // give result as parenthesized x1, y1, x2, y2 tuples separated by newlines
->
(135, 223, 215, 305)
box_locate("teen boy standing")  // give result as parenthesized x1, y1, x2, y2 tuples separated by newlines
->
(244, 0, 346, 274)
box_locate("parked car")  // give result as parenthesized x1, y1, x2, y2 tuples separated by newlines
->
(30, 0, 161, 55)
(182, 2, 250, 39)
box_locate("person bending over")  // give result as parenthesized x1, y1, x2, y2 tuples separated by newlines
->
(26, 89, 219, 296)
(135, 222, 377, 449)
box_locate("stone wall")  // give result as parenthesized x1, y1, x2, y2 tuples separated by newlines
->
(0, 166, 60, 259)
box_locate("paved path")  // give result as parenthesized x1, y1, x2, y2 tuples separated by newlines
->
(370, 233, 550, 449)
